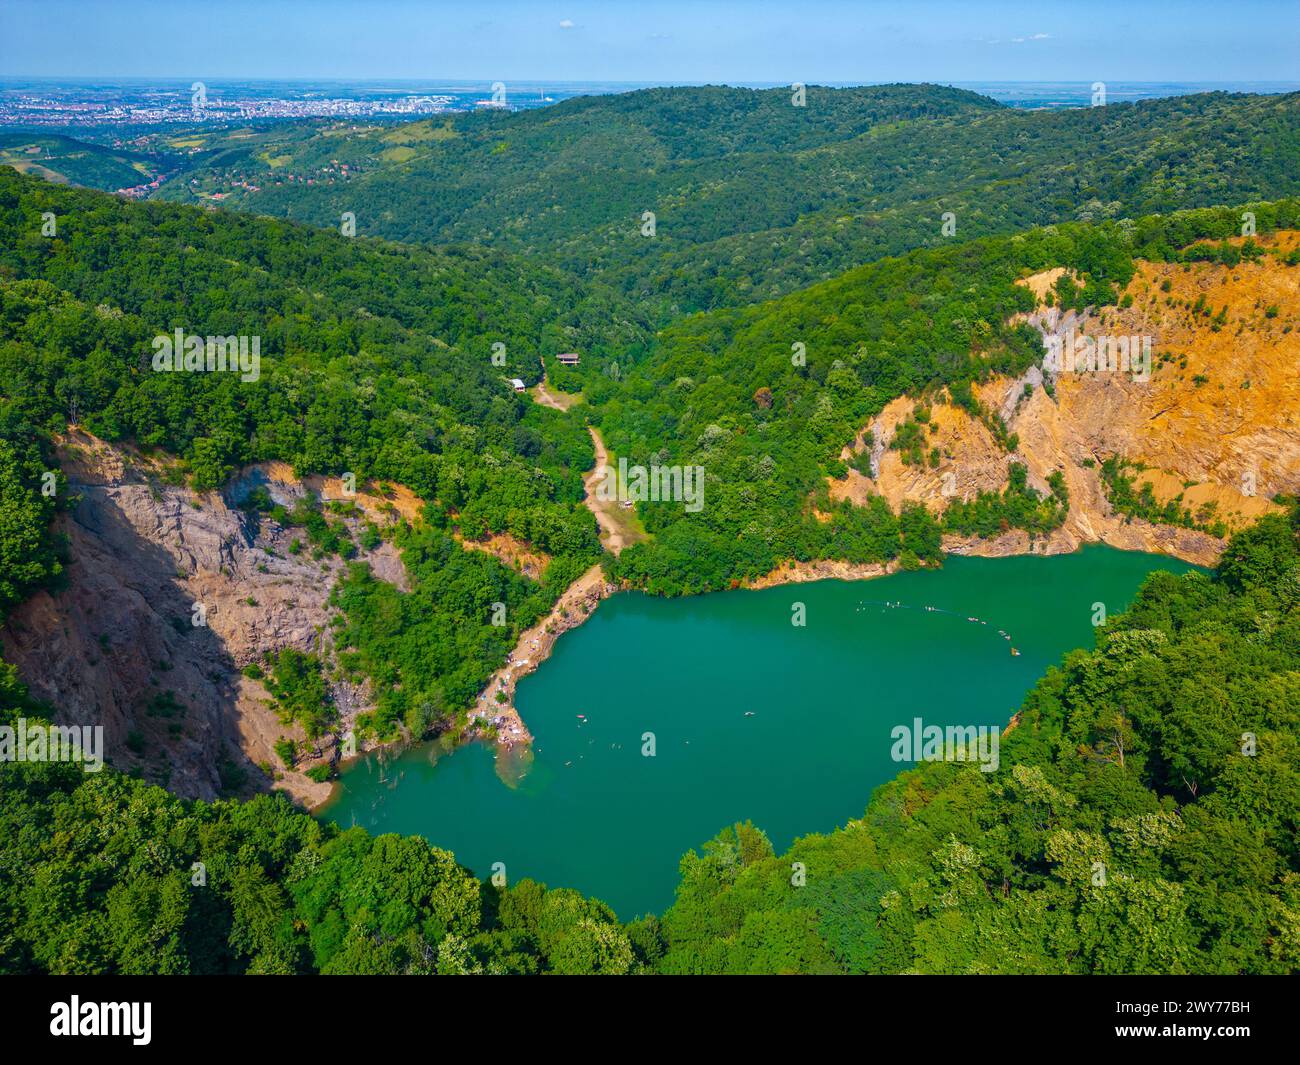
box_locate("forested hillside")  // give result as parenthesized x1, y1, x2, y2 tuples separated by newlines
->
(2, 170, 1297, 720)
(0, 167, 630, 740)
(155, 86, 1300, 316)
(0, 165, 646, 498)
(0, 133, 160, 191)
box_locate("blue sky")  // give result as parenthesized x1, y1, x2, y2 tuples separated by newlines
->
(1, 0, 1297, 82)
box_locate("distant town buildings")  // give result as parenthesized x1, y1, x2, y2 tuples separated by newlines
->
(115, 169, 178, 198)
(0, 91, 461, 128)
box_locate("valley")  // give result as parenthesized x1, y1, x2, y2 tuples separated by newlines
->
(2, 70, 1298, 979)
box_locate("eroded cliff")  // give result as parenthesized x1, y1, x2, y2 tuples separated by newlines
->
(829, 234, 1300, 565)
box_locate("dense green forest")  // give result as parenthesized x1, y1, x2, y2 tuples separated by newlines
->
(3, 508, 1296, 972)
(2, 166, 1298, 713)
(154, 86, 1300, 320)
(0, 415, 62, 621)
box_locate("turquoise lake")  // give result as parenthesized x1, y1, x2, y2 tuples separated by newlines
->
(322, 546, 1198, 918)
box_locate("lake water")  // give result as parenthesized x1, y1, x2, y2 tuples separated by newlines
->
(322, 546, 1198, 918)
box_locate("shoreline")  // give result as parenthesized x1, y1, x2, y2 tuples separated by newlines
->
(463, 517, 1220, 750)
(467, 562, 616, 750)
(311, 520, 1220, 811)
(311, 371, 1230, 811)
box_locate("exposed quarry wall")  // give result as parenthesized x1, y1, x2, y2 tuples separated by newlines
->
(1, 433, 407, 806)
(830, 238, 1300, 566)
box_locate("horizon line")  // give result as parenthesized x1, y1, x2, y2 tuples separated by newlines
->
(4, 76, 1300, 86)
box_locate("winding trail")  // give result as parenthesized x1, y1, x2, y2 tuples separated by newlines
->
(531, 358, 644, 555)
(583, 425, 637, 555)
(470, 364, 637, 755)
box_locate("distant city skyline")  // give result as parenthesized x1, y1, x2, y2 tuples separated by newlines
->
(2, 0, 1298, 83)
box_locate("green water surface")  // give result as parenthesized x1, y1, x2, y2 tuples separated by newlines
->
(323, 546, 1197, 918)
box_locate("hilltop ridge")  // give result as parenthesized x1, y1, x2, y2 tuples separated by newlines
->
(143, 86, 1300, 322)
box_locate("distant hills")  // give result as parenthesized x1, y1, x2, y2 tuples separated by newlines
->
(0, 132, 160, 191)
(10, 83, 1300, 324)
(140, 84, 1300, 316)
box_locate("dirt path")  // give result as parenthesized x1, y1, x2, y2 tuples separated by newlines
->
(530, 357, 581, 412)
(468, 363, 656, 754)
(469, 563, 614, 749)
(528, 360, 643, 555)
(584, 425, 648, 555)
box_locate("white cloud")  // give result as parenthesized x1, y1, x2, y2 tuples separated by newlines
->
(981, 31, 1051, 45)
(559, 18, 575, 29)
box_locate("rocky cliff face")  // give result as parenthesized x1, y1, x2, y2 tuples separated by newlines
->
(1, 432, 407, 806)
(829, 234, 1300, 567)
